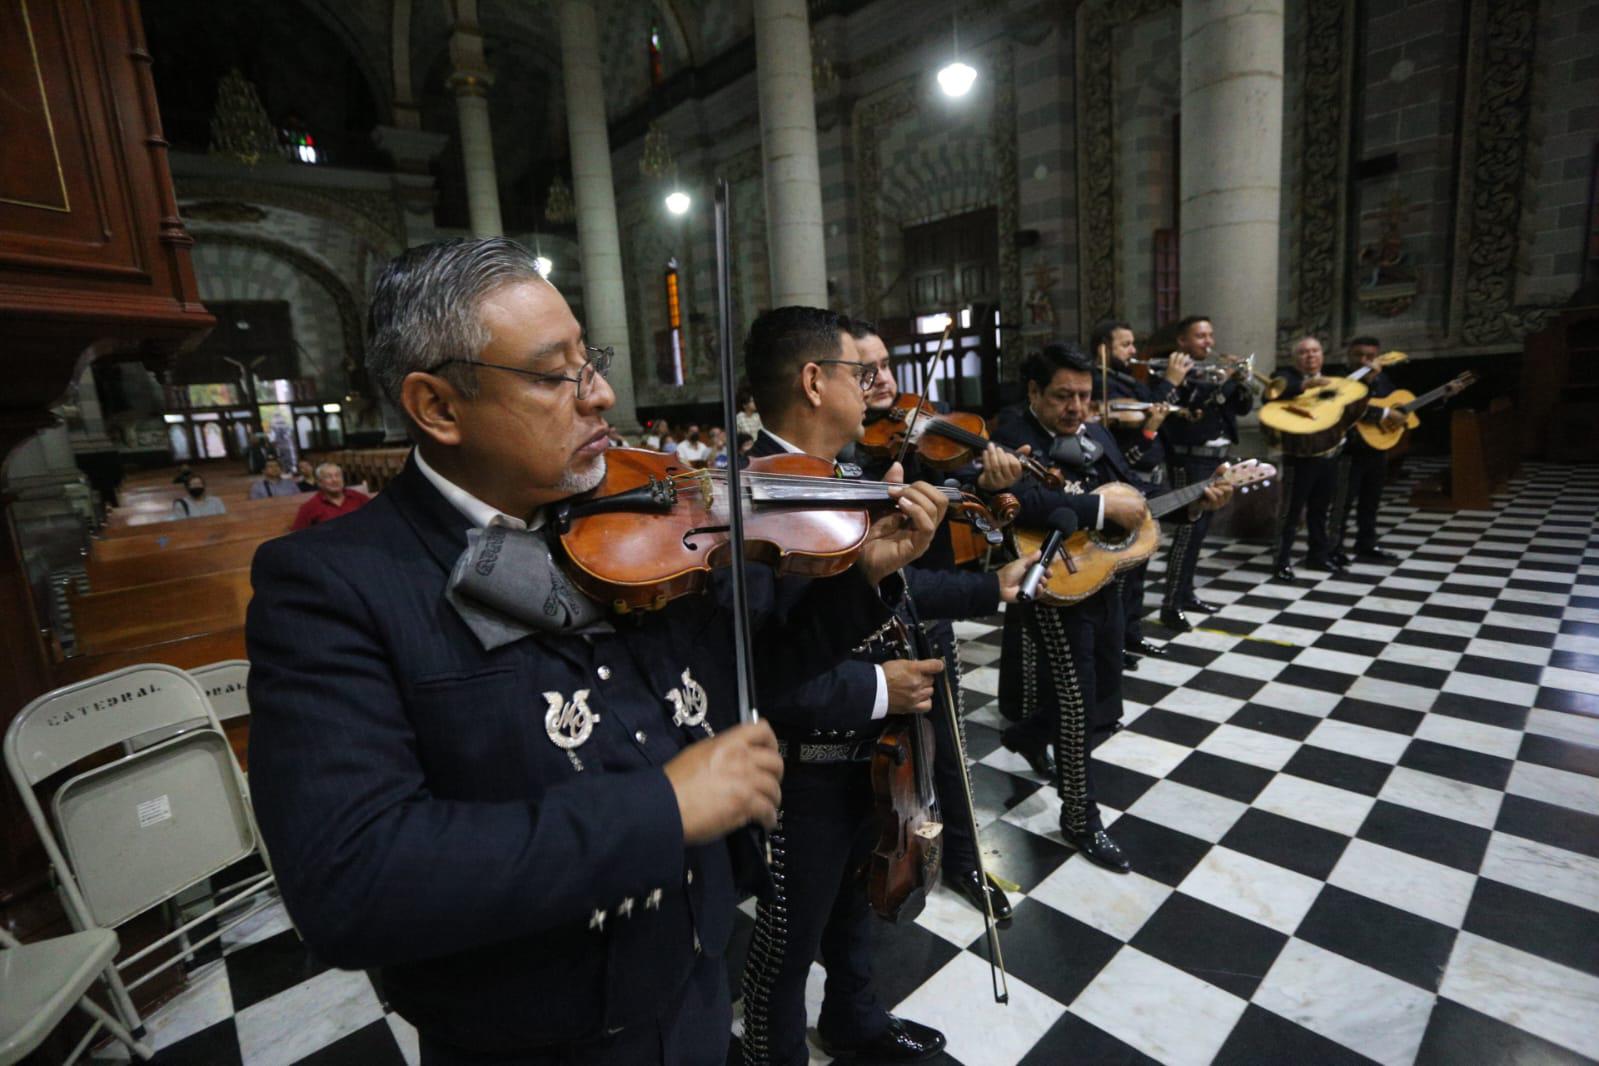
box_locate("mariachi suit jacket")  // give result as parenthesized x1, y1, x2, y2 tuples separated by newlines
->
(245, 455, 897, 1055)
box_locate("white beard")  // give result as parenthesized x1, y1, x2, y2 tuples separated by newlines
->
(557, 455, 606, 495)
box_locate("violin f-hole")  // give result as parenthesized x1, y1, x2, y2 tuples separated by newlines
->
(681, 524, 731, 550)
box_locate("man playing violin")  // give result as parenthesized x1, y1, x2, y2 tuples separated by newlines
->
(994, 343, 1231, 872)
(244, 240, 948, 1066)
(849, 316, 1030, 924)
(1271, 336, 1347, 582)
(1090, 317, 1184, 667)
(1158, 314, 1252, 632)
(1330, 335, 1404, 566)
(737, 307, 1040, 1065)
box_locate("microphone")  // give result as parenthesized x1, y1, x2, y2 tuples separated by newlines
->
(1017, 507, 1079, 603)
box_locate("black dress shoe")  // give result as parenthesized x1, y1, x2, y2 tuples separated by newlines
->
(1001, 731, 1055, 778)
(818, 1015, 947, 1062)
(1182, 596, 1222, 614)
(1301, 556, 1335, 572)
(1356, 547, 1401, 564)
(1159, 606, 1192, 633)
(1065, 827, 1131, 873)
(1328, 550, 1352, 569)
(1123, 652, 1140, 671)
(1129, 637, 1167, 657)
(1274, 565, 1297, 582)
(947, 868, 1014, 925)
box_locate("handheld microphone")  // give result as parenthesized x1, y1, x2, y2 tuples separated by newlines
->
(1017, 507, 1079, 603)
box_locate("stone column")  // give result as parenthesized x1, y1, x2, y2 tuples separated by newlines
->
(1179, 0, 1284, 372)
(448, 19, 503, 238)
(558, 0, 637, 429)
(753, 0, 827, 308)
(373, 125, 449, 247)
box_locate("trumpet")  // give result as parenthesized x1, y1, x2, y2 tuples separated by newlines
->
(1129, 352, 1254, 385)
(1252, 372, 1288, 401)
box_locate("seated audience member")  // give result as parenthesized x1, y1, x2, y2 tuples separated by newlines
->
(173, 474, 227, 518)
(735, 386, 762, 440)
(291, 463, 371, 530)
(296, 459, 318, 492)
(735, 431, 755, 459)
(708, 426, 730, 468)
(675, 425, 711, 466)
(250, 457, 302, 500)
(171, 463, 195, 485)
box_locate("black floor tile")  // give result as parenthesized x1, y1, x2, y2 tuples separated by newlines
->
(1093, 759, 1161, 811)
(1296, 884, 1457, 992)
(1550, 650, 1599, 674)
(1227, 703, 1321, 741)
(1495, 793, 1599, 861)
(1476, 623, 1559, 649)
(1019, 1010, 1159, 1066)
(1213, 1004, 1378, 1066)
(1516, 732, 1599, 778)
(1167, 751, 1277, 804)
(961, 722, 1003, 764)
(1221, 808, 1351, 881)
(1231, 638, 1302, 662)
(1393, 627, 1471, 652)
(1457, 654, 1546, 686)
(147, 1018, 244, 1066)
(1122, 677, 1178, 706)
(1537, 687, 1599, 716)
(1417, 603, 1487, 624)
(865, 910, 961, 1010)
(1282, 745, 1393, 797)
(1417, 998, 1598, 1066)
(1366, 659, 1452, 690)
(1428, 691, 1530, 730)
(223, 928, 331, 1013)
(1200, 615, 1260, 636)
(972, 817, 1071, 895)
(1128, 707, 1218, 748)
(994, 897, 1123, 1005)
(967, 762, 1042, 817)
(1398, 738, 1514, 790)
(1329, 697, 1425, 736)
(1311, 633, 1391, 658)
(1493, 599, 1568, 620)
(1131, 893, 1287, 999)
(296, 1020, 407, 1066)
(1103, 814, 1212, 887)
(1464, 878, 1599, 979)
(1158, 642, 1223, 668)
(1356, 799, 1491, 873)
(1277, 664, 1361, 695)
(1187, 671, 1268, 701)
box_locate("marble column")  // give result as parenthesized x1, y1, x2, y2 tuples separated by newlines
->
(447, 20, 503, 239)
(558, 0, 637, 429)
(753, 0, 827, 309)
(1179, 0, 1284, 372)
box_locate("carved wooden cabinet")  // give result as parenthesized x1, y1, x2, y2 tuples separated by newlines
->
(0, 0, 212, 926)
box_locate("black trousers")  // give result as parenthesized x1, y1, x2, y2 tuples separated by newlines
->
(740, 760, 886, 1065)
(924, 620, 979, 875)
(1274, 454, 1338, 567)
(997, 590, 1124, 833)
(418, 950, 729, 1065)
(1121, 563, 1149, 644)
(1162, 455, 1222, 607)
(1332, 442, 1386, 553)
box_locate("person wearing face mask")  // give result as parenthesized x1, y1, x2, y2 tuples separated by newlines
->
(1271, 336, 1346, 582)
(992, 342, 1231, 872)
(173, 474, 227, 518)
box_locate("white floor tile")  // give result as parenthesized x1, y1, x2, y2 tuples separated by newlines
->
(1327, 838, 1478, 927)
(1412, 713, 1524, 760)
(893, 952, 1066, 1066)
(1254, 773, 1377, 836)
(234, 967, 386, 1066)
(1096, 731, 1195, 778)
(1440, 933, 1599, 1060)
(1379, 766, 1504, 829)
(1480, 833, 1599, 914)
(1178, 847, 1324, 933)
(1254, 938, 1435, 1065)
(1196, 724, 1301, 771)
(1028, 862, 1172, 941)
(1070, 948, 1248, 1066)
(1127, 779, 1249, 842)
(1249, 682, 1342, 717)
(1507, 761, 1599, 816)
(1306, 718, 1413, 763)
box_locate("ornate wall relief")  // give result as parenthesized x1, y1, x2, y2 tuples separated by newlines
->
(1296, 0, 1355, 340)
(1448, 0, 1557, 346)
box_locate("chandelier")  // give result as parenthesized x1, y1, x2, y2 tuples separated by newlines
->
(544, 176, 575, 224)
(640, 121, 673, 179)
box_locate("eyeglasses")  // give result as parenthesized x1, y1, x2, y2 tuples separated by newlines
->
(434, 345, 614, 399)
(812, 359, 878, 391)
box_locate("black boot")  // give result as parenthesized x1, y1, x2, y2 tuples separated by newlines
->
(1064, 825, 1131, 873)
(1159, 605, 1192, 633)
(1182, 596, 1222, 614)
(1129, 637, 1167, 657)
(1274, 564, 1297, 582)
(947, 868, 1014, 925)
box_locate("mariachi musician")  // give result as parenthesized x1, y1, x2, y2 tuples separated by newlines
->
(244, 240, 949, 1065)
(1089, 317, 1183, 666)
(994, 343, 1231, 873)
(1330, 335, 1404, 566)
(1270, 336, 1348, 581)
(736, 307, 1038, 1065)
(1159, 314, 1253, 632)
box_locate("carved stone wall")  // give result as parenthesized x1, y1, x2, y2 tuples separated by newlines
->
(1112, 11, 1180, 334)
(1292, 0, 1355, 343)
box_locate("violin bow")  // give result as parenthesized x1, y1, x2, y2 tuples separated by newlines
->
(893, 320, 956, 470)
(713, 180, 769, 863)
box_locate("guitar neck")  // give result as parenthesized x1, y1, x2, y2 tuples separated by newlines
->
(1400, 381, 1457, 414)
(1148, 478, 1211, 519)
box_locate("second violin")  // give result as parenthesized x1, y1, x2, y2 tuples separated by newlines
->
(859, 393, 1062, 489)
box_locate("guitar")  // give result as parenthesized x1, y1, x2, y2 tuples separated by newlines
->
(1259, 352, 1409, 457)
(1011, 459, 1277, 606)
(1354, 371, 1477, 451)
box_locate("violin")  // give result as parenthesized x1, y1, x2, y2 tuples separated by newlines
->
(858, 393, 1063, 489)
(554, 447, 1010, 613)
(867, 618, 943, 924)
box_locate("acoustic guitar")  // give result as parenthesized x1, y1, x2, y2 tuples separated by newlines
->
(1353, 371, 1478, 451)
(1011, 460, 1277, 606)
(1259, 352, 1409, 458)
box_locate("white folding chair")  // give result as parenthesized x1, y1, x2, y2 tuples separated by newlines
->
(3, 664, 278, 1051)
(189, 660, 250, 726)
(0, 927, 152, 1064)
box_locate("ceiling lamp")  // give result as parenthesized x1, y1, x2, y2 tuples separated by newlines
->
(938, 61, 977, 97)
(534, 256, 553, 278)
(665, 190, 691, 215)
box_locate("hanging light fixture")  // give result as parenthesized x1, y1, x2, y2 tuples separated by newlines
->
(640, 120, 673, 179)
(544, 176, 575, 224)
(938, 16, 977, 98)
(664, 190, 691, 215)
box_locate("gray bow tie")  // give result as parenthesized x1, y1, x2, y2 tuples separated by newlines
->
(445, 525, 611, 649)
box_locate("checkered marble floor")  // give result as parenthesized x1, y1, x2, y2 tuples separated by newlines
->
(97, 461, 1599, 1066)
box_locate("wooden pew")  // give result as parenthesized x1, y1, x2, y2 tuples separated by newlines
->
(85, 535, 272, 591)
(1410, 397, 1519, 511)
(54, 626, 247, 684)
(89, 508, 299, 563)
(68, 568, 254, 655)
(105, 490, 305, 531)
